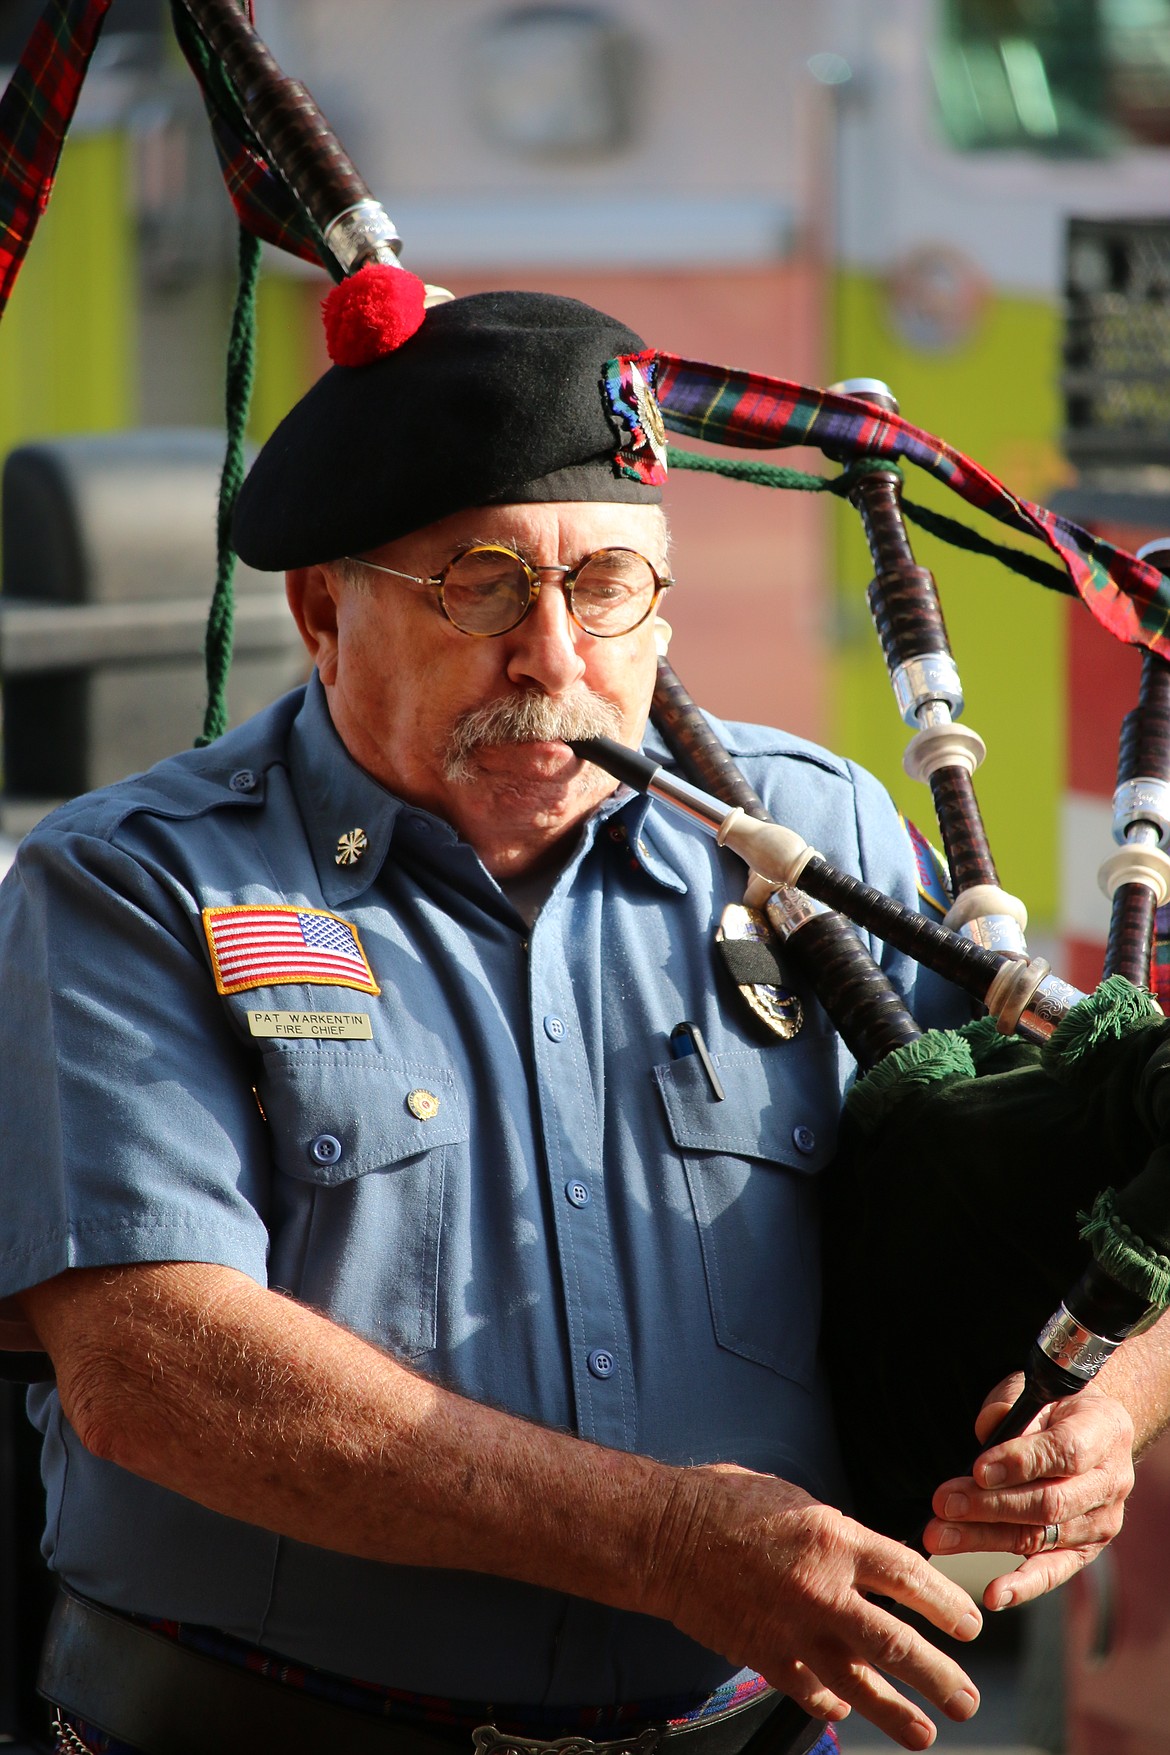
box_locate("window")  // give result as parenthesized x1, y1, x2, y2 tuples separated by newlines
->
(933, 0, 1170, 153)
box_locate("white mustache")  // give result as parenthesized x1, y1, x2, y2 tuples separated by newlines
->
(442, 690, 623, 782)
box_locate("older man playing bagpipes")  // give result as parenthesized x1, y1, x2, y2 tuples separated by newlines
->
(1, 5, 1168, 1755)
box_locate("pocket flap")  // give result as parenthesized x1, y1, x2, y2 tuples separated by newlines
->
(259, 1051, 467, 1184)
(653, 1045, 837, 1173)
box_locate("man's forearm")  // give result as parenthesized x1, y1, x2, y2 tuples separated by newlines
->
(1096, 1306, 1170, 1456)
(23, 1261, 687, 1618)
(22, 1258, 989, 1752)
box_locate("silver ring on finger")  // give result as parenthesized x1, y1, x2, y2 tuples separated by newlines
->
(1041, 1522, 1060, 1550)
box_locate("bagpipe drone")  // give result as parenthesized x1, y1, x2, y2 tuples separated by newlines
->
(7, 0, 1170, 1546)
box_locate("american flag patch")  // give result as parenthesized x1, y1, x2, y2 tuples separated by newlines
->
(202, 906, 380, 997)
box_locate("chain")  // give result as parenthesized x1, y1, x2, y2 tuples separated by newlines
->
(53, 1708, 98, 1754)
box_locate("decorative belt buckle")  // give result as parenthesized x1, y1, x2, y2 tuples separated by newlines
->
(472, 1726, 663, 1755)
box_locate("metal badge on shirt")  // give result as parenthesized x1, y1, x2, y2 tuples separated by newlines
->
(715, 902, 803, 1039)
(203, 905, 380, 996)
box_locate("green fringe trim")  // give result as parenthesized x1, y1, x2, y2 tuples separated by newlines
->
(958, 1014, 1020, 1070)
(1080, 1187, 1170, 1312)
(846, 1028, 975, 1135)
(1042, 974, 1162, 1080)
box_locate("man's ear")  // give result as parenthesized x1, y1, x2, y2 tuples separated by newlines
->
(286, 566, 342, 685)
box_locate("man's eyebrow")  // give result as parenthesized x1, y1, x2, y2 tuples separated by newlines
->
(466, 534, 533, 556)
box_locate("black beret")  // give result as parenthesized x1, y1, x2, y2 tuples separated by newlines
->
(232, 290, 664, 571)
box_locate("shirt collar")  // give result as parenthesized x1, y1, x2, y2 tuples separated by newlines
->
(288, 674, 421, 906)
(601, 716, 690, 894)
(288, 675, 689, 904)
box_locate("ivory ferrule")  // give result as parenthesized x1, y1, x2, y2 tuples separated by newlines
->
(640, 768, 817, 888)
(891, 653, 964, 725)
(1112, 777, 1170, 846)
(943, 884, 1028, 932)
(985, 955, 1052, 1036)
(1098, 842, 1170, 905)
(742, 872, 780, 909)
(903, 721, 987, 783)
(716, 811, 818, 888)
(942, 885, 1028, 954)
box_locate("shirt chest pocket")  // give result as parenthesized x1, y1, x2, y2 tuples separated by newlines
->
(257, 1050, 467, 1361)
(653, 1041, 840, 1386)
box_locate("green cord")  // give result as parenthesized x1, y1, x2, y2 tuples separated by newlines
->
(196, 222, 261, 748)
(664, 444, 1074, 598)
(664, 448, 895, 496)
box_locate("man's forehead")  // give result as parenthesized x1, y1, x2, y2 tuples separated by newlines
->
(374, 501, 668, 563)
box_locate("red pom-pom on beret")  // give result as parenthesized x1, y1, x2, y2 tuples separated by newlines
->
(322, 263, 427, 367)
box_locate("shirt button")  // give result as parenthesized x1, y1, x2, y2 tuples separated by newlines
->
(587, 1348, 615, 1379)
(309, 1133, 343, 1165)
(229, 768, 256, 793)
(565, 1179, 591, 1208)
(543, 1015, 566, 1041)
(792, 1125, 817, 1156)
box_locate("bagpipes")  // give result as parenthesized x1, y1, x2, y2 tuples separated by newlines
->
(8, 0, 1170, 1537)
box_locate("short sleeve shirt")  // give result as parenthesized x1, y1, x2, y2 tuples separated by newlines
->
(0, 677, 961, 1703)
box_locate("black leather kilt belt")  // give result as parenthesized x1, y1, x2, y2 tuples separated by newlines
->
(40, 1589, 825, 1755)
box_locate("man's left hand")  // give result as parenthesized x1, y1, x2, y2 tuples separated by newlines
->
(921, 1375, 1135, 1609)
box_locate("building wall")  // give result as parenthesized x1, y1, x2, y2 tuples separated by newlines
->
(822, 0, 1170, 946)
(243, 0, 838, 741)
(830, 268, 1066, 930)
(6, 0, 1170, 934)
(0, 132, 135, 454)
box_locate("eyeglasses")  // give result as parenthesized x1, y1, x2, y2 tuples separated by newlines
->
(346, 542, 674, 638)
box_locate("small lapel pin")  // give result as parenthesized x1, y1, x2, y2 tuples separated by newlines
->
(335, 828, 368, 867)
(407, 1088, 440, 1120)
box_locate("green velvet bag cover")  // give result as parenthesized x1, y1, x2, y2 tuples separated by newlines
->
(822, 979, 1169, 1537)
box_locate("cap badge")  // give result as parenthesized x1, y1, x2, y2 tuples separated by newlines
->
(602, 349, 669, 485)
(335, 828, 369, 867)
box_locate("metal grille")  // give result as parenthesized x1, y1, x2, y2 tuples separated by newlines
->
(1063, 218, 1170, 468)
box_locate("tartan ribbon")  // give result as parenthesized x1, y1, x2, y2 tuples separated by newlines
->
(653, 353, 1170, 661)
(168, 0, 324, 268)
(0, 0, 112, 319)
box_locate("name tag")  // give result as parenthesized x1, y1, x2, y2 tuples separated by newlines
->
(247, 1011, 373, 1040)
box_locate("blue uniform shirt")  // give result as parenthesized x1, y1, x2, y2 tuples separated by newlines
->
(0, 677, 960, 1703)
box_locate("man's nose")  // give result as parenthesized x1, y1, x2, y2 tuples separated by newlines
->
(503, 576, 587, 693)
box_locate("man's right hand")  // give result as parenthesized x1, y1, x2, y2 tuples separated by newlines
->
(23, 1263, 980, 1750)
(651, 1463, 982, 1752)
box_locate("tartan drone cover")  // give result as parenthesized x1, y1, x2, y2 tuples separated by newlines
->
(168, 0, 323, 268)
(0, 0, 113, 320)
(651, 353, 1170, 663)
